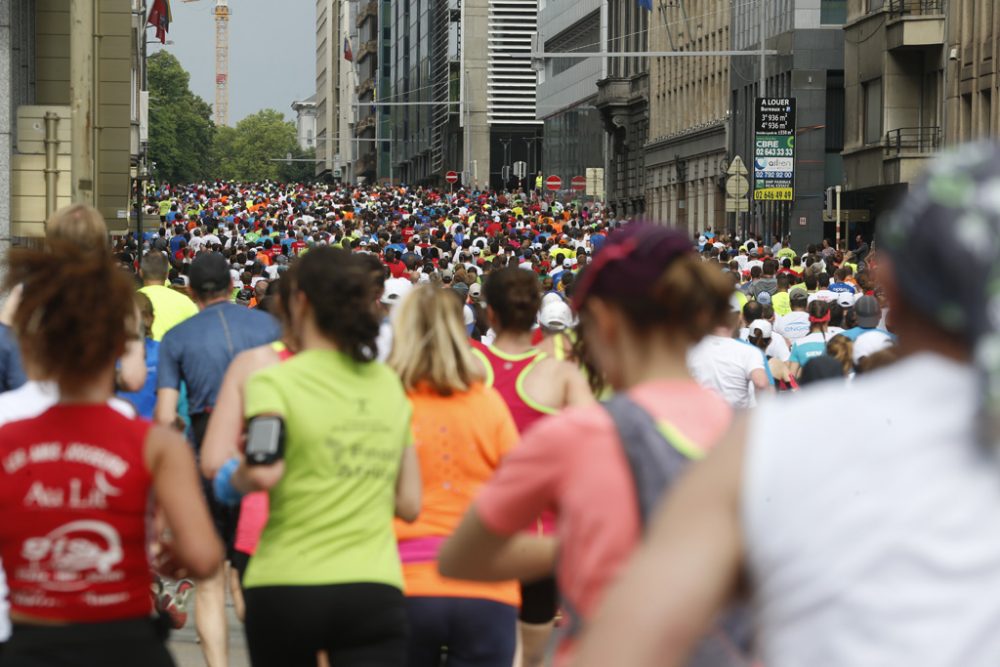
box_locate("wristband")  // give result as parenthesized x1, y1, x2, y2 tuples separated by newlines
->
(213, 457, 243, 507)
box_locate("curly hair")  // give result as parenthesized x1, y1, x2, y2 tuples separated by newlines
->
(293, 246, 380, 363)
(6, 241, 135, 393)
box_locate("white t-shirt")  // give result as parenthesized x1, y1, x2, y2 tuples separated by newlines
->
(0, 382, 135, 642)
(775, 311, 810, 341)
(744, 354, 1000, 667)
(687, 335, 765, 409)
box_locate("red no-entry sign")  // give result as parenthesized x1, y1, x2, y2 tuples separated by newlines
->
(570, 175, 586, 192)
(445, 171, 459, 184)
(545, 175, 562, 191)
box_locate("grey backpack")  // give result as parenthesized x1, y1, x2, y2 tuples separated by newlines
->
(561, 394, 753, 666)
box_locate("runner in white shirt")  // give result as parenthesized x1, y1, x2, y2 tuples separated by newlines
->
(688, 325, 771, 409)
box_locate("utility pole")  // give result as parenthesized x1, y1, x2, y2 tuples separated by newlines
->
(758, 0, 768, 246)
(70, 0, 95, 205)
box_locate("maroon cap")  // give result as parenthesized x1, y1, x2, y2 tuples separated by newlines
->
(572, 223, 693, 311)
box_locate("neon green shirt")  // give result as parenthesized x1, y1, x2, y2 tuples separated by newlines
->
(771, 291, 791, 317)
(138, 285, 198, 342)
(243, 349, 413, 590)
(158, 200, 171, 217)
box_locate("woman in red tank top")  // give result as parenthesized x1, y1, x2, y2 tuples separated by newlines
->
(469, 267, 592, 667)
(0, 243, 222, 666)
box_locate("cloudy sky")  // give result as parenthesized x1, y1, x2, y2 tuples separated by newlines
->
(149, 0, 316, 124)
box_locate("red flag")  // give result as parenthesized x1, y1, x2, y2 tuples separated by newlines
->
(344, 37, 353, 62)
(148, 0, 172, 45)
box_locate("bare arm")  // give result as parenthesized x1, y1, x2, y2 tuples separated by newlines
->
(154, 388, 180, 427)
(145, 424, 224, 580)
(395, 446, 422, 523)
(438, 509, 557, 583)
(573, 418, 748, 667)
(562, 361, 596, 406)
(750, 368, 771, 393)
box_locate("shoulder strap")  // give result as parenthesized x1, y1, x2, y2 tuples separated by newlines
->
(603, 393, 692, 526)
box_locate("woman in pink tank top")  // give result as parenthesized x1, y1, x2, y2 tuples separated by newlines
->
(469, 267, 592, 667)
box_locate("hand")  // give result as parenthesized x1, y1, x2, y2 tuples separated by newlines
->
(151, 538, 192, 581)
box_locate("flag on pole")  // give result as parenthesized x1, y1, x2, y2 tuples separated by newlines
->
(637, 0, 653, 9)
(147, 0, 172, 44)
(344, 37, 353, 62)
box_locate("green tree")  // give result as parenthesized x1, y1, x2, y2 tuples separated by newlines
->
(147, 51, 215, 183)
(214, 109, 300, 182)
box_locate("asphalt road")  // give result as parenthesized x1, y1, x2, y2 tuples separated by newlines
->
(168, 601, 250, 666)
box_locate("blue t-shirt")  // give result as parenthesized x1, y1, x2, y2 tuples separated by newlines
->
(789, 332, 831, 367)
(837, 326, 894, 342)
(118, 337, 160, 420)
(0, 323, 26, 392)
(158, 302, 281, 416)
(169, 235, 185, 255)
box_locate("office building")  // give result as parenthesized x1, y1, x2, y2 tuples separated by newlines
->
(291, 95, 318, 151)
(645, 0, 730, 234)
(315, 0, 341, 178)
(387, 0, 541, 189)
(4, 0, 142, 239)
(537, 0, 605, 193)
(841, 0, 944, 231)
(354, 0, 379, 181)
(730, 0, 845, 247)
(595, 0, 648, 215)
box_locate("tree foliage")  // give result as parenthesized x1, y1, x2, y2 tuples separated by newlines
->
(148, 53, 316, 184)
(147, 51, 215, 183)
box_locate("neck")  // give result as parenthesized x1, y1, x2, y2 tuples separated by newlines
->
(197, 295, 228, 310)
(59, 370, 114, 405)
(300, 317, 340, 353)
(143, 278, 165, 287)
(492, 330, 534, 352)
(616, 332, 692, 390)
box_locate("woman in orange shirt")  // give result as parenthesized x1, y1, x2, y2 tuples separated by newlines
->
(388, 286, 521, 667)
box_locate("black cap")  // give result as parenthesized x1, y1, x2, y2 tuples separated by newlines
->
(189, 252, 230, 294)
(854, 295, 881, 328)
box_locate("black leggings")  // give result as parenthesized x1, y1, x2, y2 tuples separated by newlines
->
(405, 597, 517, 667)
(244, 583, 408, 667)
(0, 618, 173, 667)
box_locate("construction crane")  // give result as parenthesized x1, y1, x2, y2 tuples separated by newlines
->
(181, 0, 230, 127)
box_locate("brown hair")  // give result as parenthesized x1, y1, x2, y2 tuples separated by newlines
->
(7, 242, 135, 393)
(45, 204, 110, 252)
(825, 335, 854, 375)
(615, 254, 733, 343)
(483, 268, 541, 333)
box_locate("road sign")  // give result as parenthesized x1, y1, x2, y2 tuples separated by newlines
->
(585, 168, 605, 198)
(725, 175, 750, 199)
(545, 175, 562, 191)
(727, 155, 749, 176)
(445, 171, 459, 184)
(570, 175, 586, 192)
(513, 161, 527, 179)
(726, 198, 750, 213)
(753, 98, 796, 201)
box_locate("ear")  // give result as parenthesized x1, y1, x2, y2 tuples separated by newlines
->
(585, 297, 619, 347)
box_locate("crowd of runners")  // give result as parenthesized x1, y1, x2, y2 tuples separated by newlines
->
(1, 142, 1000, 667)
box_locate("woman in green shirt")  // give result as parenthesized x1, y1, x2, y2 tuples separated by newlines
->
(231, 246, 422, 667)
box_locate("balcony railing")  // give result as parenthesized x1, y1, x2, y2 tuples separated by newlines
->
(887, 0, 943, 18)
(884, 126, 941, 156)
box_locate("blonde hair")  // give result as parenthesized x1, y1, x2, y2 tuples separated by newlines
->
(45, 204, 109, 251)
(825, 335, 854, 375)
(388, 285, 484, 395)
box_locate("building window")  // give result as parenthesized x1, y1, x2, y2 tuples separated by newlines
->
(820, 0, 847, 23)
(863, 78, 883, 145)
(866, 0, 884, 12)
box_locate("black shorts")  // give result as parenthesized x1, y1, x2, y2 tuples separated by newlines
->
(190, 412, 241, 562)
(2, 618, 173, 667)
(244, 583, 407, 667)
(519, 576, 558, 624)
(231, 550, 251, 585)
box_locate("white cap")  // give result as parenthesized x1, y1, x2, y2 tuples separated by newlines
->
(469, 283, 482, 299)
(381, 277, 414, 308)
(539, 299, 575, 331)
(852, 330, 894, 365)
(748, 319, 772, 339)
(541, 292, 566, 309)
(836, 292, 856, 309)
(562, 258, 573, 269)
